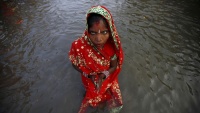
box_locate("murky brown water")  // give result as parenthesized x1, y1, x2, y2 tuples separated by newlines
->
(0, 0, 200, 113)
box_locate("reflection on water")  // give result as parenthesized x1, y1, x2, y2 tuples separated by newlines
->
(0, 0, 200, 113)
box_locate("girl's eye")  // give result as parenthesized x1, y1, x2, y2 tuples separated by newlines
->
(89, 30, 108, 35)
(90, 31, 96, 35)
(102, 31, 108, 34)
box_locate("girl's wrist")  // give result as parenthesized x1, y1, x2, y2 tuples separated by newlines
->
(82, 72, 88, 78)
(102, 70, 110, 79)
(82, 72, 95, 78)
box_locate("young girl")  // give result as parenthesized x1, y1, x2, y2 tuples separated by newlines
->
(69, 5, 124, 113)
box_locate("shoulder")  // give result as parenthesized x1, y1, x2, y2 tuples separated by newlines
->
(71, 37, 84, 46)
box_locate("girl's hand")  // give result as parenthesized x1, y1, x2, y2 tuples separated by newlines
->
(96, 73, 105, 91)
(88, 75, 100, 90)
(99, 73, 106, 79)
(88, 73, 105, 91)
(88, 75, 95, 83)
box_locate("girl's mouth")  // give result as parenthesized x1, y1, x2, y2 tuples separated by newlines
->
(96, 44, 103, 48)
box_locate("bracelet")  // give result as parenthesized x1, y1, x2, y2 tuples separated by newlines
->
(102, 70, 110, 78)
(82, 72, 88, 78)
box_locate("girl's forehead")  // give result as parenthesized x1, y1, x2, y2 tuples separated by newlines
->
(94, 21, 100, 27)
(92, 20, 107, 28)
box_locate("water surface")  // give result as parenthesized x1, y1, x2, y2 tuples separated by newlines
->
(0, 0, 200, 113)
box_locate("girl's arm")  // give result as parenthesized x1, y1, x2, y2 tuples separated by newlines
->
(99, 58, 118, 79)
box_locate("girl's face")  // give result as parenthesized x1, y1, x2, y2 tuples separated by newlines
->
(88, 20, 110, 49)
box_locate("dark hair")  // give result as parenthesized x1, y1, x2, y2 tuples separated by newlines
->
(87, 13, 109, 30)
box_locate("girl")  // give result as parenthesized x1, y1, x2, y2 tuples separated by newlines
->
(69, 5, 124, 113)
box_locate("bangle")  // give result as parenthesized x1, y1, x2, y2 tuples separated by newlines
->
(82, 72, 88, 78)
(102, 70, 109, 78)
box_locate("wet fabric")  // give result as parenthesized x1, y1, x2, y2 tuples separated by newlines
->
(69, 5, 124, 113)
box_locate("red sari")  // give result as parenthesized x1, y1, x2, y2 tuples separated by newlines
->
(69, 6, 124, 113)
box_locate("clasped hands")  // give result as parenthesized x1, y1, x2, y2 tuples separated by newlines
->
(88, 73, 106, 91)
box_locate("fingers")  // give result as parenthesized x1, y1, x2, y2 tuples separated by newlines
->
(89, 76, 97, 88)
(97, 78, 103, 91)
(88, 75, 104, 91)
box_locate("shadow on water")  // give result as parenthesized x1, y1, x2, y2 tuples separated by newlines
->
(0, 0, 200, 113)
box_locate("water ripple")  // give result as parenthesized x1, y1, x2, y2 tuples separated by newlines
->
(1, 0, 200, 113)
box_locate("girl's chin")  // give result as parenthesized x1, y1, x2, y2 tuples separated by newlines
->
(95, 44, 104, 48)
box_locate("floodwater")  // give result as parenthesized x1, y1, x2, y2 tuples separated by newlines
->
(0, 0, 200, 113)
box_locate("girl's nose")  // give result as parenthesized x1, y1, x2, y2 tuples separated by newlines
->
(96, 34, 102, 42)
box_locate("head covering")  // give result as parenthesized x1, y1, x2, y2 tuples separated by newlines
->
(85, 5, 123, 68)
